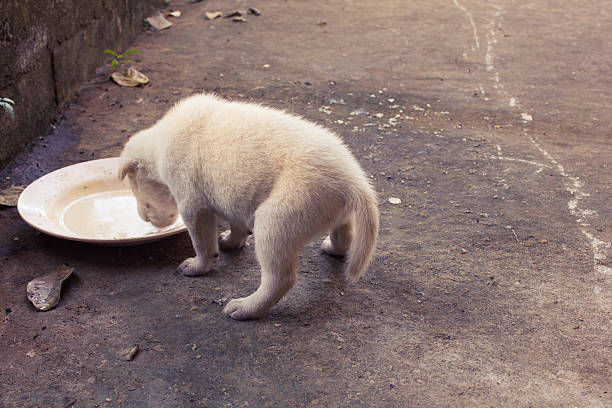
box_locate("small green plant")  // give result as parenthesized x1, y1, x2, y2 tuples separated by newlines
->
(104, 49, 139, 70)
(0, 98, 15, 118)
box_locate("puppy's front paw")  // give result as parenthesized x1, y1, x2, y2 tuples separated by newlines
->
(223, 297, 262, 320)
(219, 229, 247, 251)
(178, 257, 208, 276)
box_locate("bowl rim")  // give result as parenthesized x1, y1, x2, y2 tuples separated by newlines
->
(17, 157, 187, 246)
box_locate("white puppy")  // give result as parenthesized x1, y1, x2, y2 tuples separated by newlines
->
(119, 94, 379, 320)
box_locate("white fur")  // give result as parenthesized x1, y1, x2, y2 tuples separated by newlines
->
(119, 94, 379, 320)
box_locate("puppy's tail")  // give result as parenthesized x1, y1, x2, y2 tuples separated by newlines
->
(345, 185, 379, 283)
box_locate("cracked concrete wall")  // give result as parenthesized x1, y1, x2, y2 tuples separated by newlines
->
(0, 0, 164, 170)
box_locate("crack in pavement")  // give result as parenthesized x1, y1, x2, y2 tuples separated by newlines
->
(530, 137, 612, 277)
(452, 0, 611, 279)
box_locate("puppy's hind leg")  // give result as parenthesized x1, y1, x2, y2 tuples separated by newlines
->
(178, 207, 219, 276)
(224, 208, 299, 320)
(219, 223, 249, 251)
(223, 248, 298, 320)
(322, 219, 353, 257)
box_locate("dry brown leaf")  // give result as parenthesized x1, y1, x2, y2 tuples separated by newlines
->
(118, 345, 139, 361)
(111, 68, 149, 87)
(147, 12, 173, 31)
(0, 185, 27, 207)
(205, 11, 223, 20)
(224, 10, 244, 18)
(26, 265, 73, 311)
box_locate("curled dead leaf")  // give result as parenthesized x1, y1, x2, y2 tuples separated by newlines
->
(205, 11, 223, 20)
(224, 10, 244, 18)
(111, 68, 149, 87)
(147, 12, 173, 31)
(118, 345, 139, 361)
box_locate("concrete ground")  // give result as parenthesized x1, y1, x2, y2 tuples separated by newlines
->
(1, 0, 610, 406)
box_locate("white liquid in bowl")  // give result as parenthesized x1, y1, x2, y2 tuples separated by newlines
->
(18, 158, 187, 244)
(59, 190, 182, 239)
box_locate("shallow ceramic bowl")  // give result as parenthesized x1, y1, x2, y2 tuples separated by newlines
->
(17, 157, 186, 245)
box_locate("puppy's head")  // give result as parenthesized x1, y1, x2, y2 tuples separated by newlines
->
(119, 161, 179, 228)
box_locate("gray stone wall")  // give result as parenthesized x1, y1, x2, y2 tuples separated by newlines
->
(0, 0, 164, 169)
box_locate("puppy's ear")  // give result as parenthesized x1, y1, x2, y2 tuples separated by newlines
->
(119, 161, 137, 181)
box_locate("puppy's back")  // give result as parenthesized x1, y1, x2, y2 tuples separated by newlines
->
(159, 94, 369, 200)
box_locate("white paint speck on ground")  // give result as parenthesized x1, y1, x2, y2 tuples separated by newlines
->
(479, 83, 486, 96)
(388, 197, 402, 205)
(521, 113, 533, 121)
